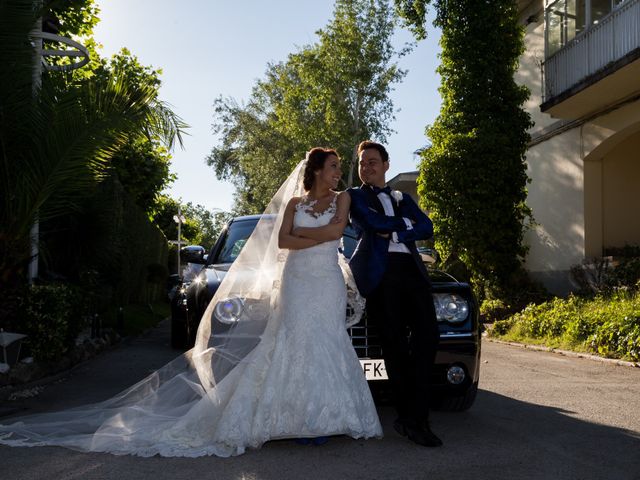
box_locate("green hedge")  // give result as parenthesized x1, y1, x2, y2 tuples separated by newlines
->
(16, 283, 88, 362)
(490, 289, 640, 362)
(40, 176, 168, 309)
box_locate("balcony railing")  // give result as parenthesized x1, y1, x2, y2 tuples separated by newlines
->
(543, 0, 640, 101)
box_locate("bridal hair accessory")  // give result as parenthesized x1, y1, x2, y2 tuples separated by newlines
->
(391, 190, 403, 206)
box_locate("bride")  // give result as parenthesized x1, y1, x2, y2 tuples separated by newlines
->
(0, 148, 382, 457)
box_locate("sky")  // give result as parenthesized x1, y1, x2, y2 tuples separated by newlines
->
(93, 0, 442, 213)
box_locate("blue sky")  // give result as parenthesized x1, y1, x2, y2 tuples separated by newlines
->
(93, 0, 442, 212)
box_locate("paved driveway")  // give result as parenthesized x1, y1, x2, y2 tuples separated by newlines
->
(1, 321, 638, 480)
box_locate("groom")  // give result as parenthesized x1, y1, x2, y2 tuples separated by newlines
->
(347, 140, 442, 447)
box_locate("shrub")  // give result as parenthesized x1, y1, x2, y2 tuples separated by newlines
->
(571, 245, 640, 294)
(488, 290, 640, 361)
(491, 317, 516, 336)
(589, 316, 640, 361)
(480, 298, 511, 323)
(17, 283, 89, 362)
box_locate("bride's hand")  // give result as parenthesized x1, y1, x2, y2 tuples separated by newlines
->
(329, 215, 342, 225)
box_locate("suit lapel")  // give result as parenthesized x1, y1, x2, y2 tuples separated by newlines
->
(360, 185, 385, 214)
(390, 192, 401, 217)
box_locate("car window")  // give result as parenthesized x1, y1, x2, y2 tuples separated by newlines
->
(215, 221, 258, 264)
(212, 218, 358, 264)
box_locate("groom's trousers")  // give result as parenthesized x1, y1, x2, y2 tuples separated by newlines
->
(365, 252, 439, 423)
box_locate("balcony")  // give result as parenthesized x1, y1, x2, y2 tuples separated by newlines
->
(541, 0, 640, 118)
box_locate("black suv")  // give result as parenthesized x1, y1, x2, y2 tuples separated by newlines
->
(170, 214, 481, 411)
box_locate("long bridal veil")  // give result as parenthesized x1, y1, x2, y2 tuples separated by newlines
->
(0, 159, 363, 457)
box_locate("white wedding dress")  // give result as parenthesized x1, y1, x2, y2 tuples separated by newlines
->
(0, 192, 382, 457)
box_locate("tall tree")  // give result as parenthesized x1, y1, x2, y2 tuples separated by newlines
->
(399, 0, 534, 298)
(94, 50, 180, 214)
(0, 0, 185, 288)
(208, 0, 407, 214)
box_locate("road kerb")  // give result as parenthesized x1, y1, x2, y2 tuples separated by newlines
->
(485, 337, 639, 368)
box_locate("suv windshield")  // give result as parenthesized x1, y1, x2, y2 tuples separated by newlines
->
(214, 220, 258, 264)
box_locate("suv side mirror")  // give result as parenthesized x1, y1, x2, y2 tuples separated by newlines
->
(180, 245, 206, 264)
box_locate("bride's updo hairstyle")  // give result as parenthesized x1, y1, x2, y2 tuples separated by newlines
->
(303, 147, 340, 191)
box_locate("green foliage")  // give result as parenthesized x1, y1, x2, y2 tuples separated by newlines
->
(0, 1, 179, 363)
(394, 0, 436, 40)
(152, 195, 229, 248)
(411, 0, 534, 299)
(17, 283, 88, 362)
(41, 0, 103, 78)
(109, 136, 175, 214)
(490, 291, 640, 362)
(208, 0, 406, 214)
(480, 298, 511, 323)
(0, 3, 185, 289)
(611, 257, 640, 290)
(570, 246, 640, 295)
(36, 177, 169, 308)
(85, 178, 169, 306)
(182, 203, 230, 248)
(46, 0, 100, 38)
(93, 50, 184, 215)
(94, 48, 162, 92)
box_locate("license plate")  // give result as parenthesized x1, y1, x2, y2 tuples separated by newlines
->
(360, 359, 388, 380)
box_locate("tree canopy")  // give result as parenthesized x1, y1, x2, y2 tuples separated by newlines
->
(94, 50, 181, 214)
(0, 0, 185, 286)
(153, 195, 229, 248)
(208, 0, 407, 214)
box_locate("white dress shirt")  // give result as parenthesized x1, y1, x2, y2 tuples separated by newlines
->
(376, 190, 412, 254)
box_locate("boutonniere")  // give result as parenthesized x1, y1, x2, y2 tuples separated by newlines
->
(391, 190, 403, 206)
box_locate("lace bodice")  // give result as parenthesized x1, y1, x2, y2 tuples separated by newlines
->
(292, 194, 339, 255)
(294, 193, 337, 224)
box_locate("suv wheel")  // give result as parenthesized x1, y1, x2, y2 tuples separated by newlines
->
(171, 315, 187, 350)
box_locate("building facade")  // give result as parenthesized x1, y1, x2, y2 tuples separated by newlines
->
(517, 0, 640, 293)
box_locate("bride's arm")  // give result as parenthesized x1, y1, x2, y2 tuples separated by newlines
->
(291, 192, 350, 242)
(278, 197, 322, 250)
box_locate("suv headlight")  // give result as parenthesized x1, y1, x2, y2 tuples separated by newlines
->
(214, 297, 245, 324)
(433, 293, 469, 323)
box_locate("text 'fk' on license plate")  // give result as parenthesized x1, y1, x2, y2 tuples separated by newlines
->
(360, 359, 388, 380)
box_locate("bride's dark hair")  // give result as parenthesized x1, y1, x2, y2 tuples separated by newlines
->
(303, 147, 339, 191)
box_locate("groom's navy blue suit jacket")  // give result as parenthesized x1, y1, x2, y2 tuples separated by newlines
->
(347, 186, 434, 297)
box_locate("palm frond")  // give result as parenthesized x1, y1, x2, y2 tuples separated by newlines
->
(1, 14, 187, 280)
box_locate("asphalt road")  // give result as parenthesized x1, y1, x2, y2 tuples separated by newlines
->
(0, 320, 638, 480)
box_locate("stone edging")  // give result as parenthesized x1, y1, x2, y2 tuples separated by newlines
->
(485, 336, 639, 368)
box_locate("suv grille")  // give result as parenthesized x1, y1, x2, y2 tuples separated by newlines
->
(348, 313, 383, 358)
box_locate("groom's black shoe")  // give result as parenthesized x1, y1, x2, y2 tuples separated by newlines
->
(393, 418, 443, 447)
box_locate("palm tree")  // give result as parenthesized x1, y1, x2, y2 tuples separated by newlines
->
(0, 0, 186, 293)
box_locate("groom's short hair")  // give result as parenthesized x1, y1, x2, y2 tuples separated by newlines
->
(357, 140, 389, 163)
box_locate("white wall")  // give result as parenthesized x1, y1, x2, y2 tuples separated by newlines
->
(524, 129, 586, 281)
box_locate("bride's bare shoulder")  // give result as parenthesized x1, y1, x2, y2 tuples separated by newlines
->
(286, 196, 304, 209)
(335, 191, 351, 203)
